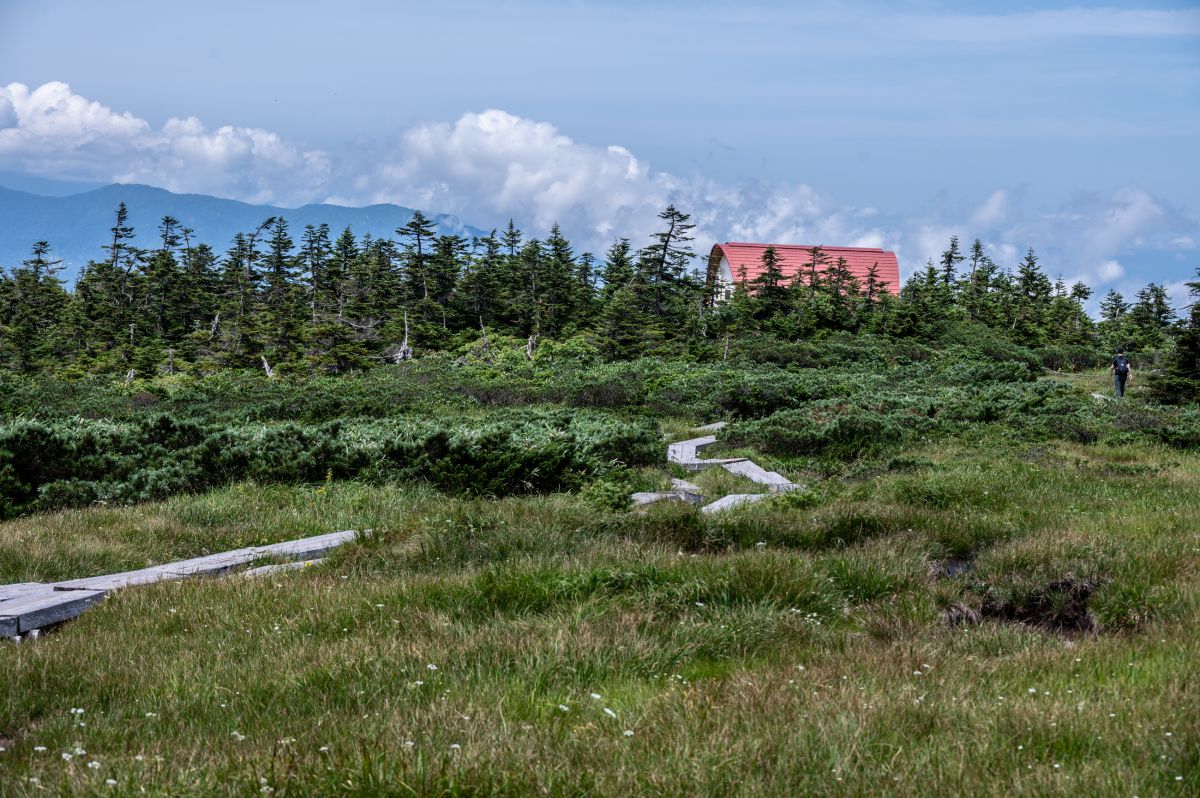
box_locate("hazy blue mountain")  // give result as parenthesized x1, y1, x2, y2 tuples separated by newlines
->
(0, 183, 488, 281)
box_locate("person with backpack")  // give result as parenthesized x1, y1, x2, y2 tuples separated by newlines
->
(1110, 350, 1133, 397)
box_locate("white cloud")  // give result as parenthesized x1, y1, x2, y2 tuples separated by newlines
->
(1097, 260, 1125, 282)
(1, 81, 1197, 295)
(0, 81, 330, 206)
(969, 189, 1009, 228)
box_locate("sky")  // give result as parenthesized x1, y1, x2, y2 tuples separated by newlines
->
(0, 0, 1198, 308)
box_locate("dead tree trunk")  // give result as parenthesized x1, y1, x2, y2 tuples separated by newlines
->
(479, 317, 492, 363)
(391, 310, 413, 363)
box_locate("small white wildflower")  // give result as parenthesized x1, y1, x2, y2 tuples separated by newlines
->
(319, 746, 329, 753)
(106, 779, 117, 786)
(28, 777, 39, 784)
(134, 754, 144, 761)
(603, 707, 617, 719)
(62, 752, 73, 761)
(449, 743, 461, 750)
(1028, 688, 1038, 694)
(34, 746, 46, 752)
(590, 693, 601, 700)
(375, 603, 384, 608)
(1053, 763, 1061, 769)
(231, 731, 246, 741)
(623, 729, 634, 737)
(694, 602, 705, 608)
(73, 747, 86, 756)
(426, 664, 438, 671)
(145, 712, 157, 718)
(558, 704, 570, 712)
(88, 760, 101, 770)
(70, 707, 85, 715)
(913, 671, 923, 676)
(404, 740, 414, 748)
(414, 680, 424, 686)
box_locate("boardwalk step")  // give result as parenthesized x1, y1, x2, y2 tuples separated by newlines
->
(720, 460, 798, 492)
(0, 590, 106, 636)
(631, 491, 704, 507)
(700, 494, 771, 514)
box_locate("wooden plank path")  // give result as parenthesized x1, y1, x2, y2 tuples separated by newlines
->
(655, 424, 801, 512)
(2, 529, 359, 641)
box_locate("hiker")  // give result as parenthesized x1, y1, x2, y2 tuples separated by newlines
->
(1109, 350, 1133, 397)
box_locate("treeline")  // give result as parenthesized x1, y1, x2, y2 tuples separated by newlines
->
(0, 202, 1192, 380)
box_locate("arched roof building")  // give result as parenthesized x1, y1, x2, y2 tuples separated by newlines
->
(705, 242, 901, 303)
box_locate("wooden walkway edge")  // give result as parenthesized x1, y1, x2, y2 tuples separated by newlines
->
(2, 529, 359, 641)
(652, 423, 801, 513)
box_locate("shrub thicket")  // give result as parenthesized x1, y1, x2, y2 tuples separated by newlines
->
(0, 410, 657, 517)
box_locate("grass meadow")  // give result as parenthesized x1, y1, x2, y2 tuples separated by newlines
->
(1, 423, 1197, 796)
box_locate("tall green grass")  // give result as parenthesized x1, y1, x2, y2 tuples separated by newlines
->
(1, 435, 1196, 796)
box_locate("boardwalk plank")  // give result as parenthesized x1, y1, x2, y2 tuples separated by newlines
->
(700, 493, 770, 514)
(0, 590, 106, 634)
(0, 583, 53, 602)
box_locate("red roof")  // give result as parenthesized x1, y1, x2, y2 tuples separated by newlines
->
(709, 242, 901, 295)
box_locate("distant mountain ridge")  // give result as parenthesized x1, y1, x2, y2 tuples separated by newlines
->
(0, 183, 488, 281)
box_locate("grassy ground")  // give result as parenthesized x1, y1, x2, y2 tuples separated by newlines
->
(1, 432, 1198, 796)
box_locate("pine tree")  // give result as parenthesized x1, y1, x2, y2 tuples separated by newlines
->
(1149, 267, 1200, 403)
(574, 251, 598, 323)
(1012, 248, 1053, 345)
(542, 224, 577, 334)
(940, 235, 965, 286)
(799, 246, 831, 307)
(141, 216, 186, 342)
(637, 205, 695, 318)
(963, 239, 998, 323)
(457, 231, 503, 325)
(399, 211, 439, 317)
(749, 245, 789, 321)
(0, 241, 68, 371)
(261, 217, 303, 361)
(599, 239, 634, 302)
(299, 223, 333, 324)
(1128, 283, 1177, 355)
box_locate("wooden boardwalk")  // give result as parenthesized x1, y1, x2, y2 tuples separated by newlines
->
(2, 529, 358, 641)
(652, 423, 801, 513)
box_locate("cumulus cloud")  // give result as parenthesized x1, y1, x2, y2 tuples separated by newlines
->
(0, 81, 330, 205)
(1097, 260, 1125, 282)
(1, 81, 1196, 298)
(969, 189, 1009, 228)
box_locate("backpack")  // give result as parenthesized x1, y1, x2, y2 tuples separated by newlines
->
(1113, 355, 1130, 376)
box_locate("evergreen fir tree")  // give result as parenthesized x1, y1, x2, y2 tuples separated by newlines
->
(940, 235, 965, 286)
(0, 241, 68, 371)
(1149, 267, 1200, 403)
(599, 239, 634, 302)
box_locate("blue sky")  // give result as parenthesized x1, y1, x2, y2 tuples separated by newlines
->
(0, 0, 1197, 306)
